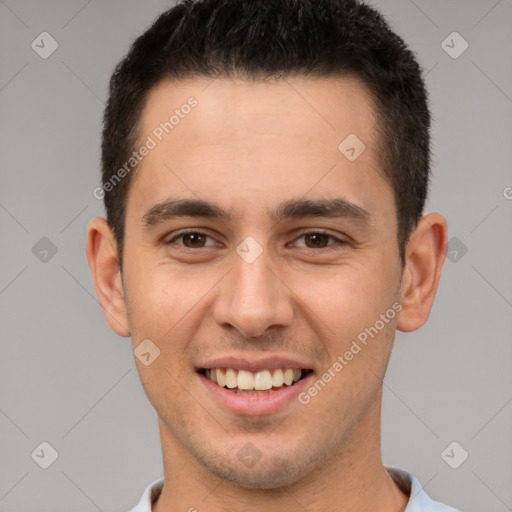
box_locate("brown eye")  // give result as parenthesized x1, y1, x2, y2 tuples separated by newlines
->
(166, 231, 216, 249)
(181, 232, 207, 248)
(303, 233, 331, 248)
(291, 231, 348, 251)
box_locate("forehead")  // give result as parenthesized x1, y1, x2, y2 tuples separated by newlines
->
(140, 75, 378, 151)
(128, 75, 391, 221)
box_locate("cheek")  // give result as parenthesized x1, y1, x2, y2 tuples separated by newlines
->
(299, 262, 396, 339)
(298, 316, 396, 425)
(123, 258, 209, 338)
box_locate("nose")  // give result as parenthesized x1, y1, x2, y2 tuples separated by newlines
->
(212, 249, 294, 338)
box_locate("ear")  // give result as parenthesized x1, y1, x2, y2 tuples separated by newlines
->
(86, 217, 130, 337)
(396, 213, 448, 333)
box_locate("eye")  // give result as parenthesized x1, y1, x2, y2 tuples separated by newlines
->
(166, 231, 216, 249)
(292, 231, 347, 250)
(164, 230, 347, 252)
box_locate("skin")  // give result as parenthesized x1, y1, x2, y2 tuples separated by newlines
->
(86, 76, 447, 511)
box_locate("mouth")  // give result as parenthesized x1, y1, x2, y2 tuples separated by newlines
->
(198, 367, 313, 395)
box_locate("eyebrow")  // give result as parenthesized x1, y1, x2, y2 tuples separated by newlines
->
(141, 197, 370, 228)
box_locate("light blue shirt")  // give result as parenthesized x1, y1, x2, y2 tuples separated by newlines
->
(128, 468, 461, 511)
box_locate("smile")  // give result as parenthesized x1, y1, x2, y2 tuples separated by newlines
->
(196, 357, 315, 414)
(201, 368, 311, 394)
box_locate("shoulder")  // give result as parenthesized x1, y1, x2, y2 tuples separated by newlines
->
(387, 467, 461, 512)
(127, 477, 164, 512)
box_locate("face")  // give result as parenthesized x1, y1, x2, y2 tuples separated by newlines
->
(120, 76, 404, 488)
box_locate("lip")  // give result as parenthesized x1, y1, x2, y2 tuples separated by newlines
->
(198, 368, 315, 416)
(197, 355, 314, 373)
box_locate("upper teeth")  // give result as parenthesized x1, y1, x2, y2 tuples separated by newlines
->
(205, 368, 302, 390)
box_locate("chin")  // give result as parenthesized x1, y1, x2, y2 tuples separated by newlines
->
(210, 463, 304, 489)
(196, 445, 324, 490)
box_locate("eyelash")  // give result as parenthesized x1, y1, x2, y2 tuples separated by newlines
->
(165, 230, 348, 252)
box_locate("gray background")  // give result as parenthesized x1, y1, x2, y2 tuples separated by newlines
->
(1, 0, 511, 510)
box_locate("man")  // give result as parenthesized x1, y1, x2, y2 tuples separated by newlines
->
(86, 0, 458, 510)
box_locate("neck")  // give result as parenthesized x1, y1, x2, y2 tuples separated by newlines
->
(153, 397, 408, 512)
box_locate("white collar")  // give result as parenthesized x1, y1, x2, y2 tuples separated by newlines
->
(128, 468, 460, 511)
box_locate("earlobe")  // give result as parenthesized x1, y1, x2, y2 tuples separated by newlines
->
(86, 217, 131, 337)
(396, 213, 448, 333)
